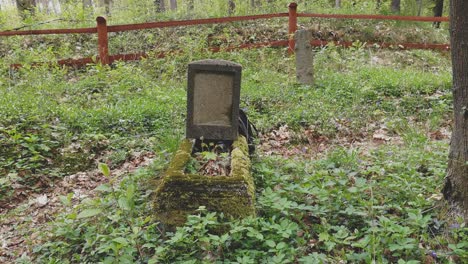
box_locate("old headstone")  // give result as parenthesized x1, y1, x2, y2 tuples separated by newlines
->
(186, 59, 242, 140)
(153, 59, 255, 227)
(295, 29, 314, 85)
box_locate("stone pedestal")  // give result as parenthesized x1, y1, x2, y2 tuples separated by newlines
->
(153, 136, 255, 226)
(295, 29, 315, 85)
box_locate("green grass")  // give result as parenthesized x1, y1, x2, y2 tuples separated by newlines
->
(0, 1, 465, 260)
(1, 45, 466, 263)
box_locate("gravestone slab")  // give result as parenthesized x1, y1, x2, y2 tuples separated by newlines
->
(295, 30, 315, 85)
(186, 59, 242, 140)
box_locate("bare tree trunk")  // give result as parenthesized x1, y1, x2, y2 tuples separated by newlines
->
(169, 0, 176, 10)
(416, 0, 423, 16)
(82, 0, 92, 8)
(155, 0, 165, 12)
(188, 0, 194, 11)
(391, 0, 400, 13)
(99, 0, 110, 15)
(433, 0, 444, 28)
(335, 0, 341, 9)
(228, 0, 235, 15)
(443, 0, 468, 225)
(16, 0, 36, 17)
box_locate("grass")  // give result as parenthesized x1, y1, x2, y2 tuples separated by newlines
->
(1, 44, 465, 263)
(0, 1, 466, 263)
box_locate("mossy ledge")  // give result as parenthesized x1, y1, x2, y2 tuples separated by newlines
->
(153, 136, 255, 226)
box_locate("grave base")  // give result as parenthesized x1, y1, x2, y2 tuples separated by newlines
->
(153, 136, 255, 226)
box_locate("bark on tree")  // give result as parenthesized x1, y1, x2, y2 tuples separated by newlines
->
(16, 0, 36, 17)
(416, 0, 423, 16)
(83, 0, 92, 8)
(335, 0, 341, 9)
(442, 0, 468, 224)
(228, 0, 235, 15)
(376, 0, 381, 10)
(188, 0, 193, 11)
(155, 0, 165, 12)
(391, 0, 400, 13)
(169, 0, 176, 10)
(433, 0, 444, 28)
(99, 0, 111, 15)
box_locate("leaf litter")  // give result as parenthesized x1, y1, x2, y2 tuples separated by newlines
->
(0, 151, 155, 263)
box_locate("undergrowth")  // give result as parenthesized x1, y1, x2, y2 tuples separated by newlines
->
(0, 7, 465, 261)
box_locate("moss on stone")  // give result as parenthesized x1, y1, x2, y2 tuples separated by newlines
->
(153, 136, 255, 226)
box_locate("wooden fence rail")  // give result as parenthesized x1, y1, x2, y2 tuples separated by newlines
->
(1, 2, 449, 68)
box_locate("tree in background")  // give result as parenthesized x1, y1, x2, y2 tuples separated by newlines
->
(391, 0, 400, 13)
(188, 0, 194, 11)
(16, 0, 36, 18)
(443, 0, 468, 224)
(169, 0, 176, 10)
(100, 0, 111, 15)
(415, 0, 423, 15)
(83, 0, 92, 8)
(432, 0, 444, 28)
(155, 0, 165, 12)
(228, 0, 235, 15)
(335, 0, 341, 9)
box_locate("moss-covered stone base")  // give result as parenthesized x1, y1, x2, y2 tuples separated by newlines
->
(153, 136, 255, 226)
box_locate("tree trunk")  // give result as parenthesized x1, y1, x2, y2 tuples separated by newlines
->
(82, 0, 92, 8)
(188, 0, 193, 11)
(391, 0, 400, 13)
(16, 0, 36, 17)
(416, 0, 423, 16)
(169, 0, 176, 10)
(433, 0, 444, 28)
(228, 0, 235, 15)
(155, 0, 165, 12)
(335, 0, 341, 9)
(376, 0, 382, 10)
(99, 0, 110, 15)
(443, 0, 468, 224)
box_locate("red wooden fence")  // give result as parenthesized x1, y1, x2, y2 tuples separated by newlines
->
(1, 2, 449, 68)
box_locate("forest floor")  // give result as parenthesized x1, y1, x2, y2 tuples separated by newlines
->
(0, 14, 466, 263)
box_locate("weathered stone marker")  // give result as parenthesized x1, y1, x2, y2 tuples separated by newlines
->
(295, 29, 315, 85)
(154, 60, 255, 227)
(187, 59, 241, 140)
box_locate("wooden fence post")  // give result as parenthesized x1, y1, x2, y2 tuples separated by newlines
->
(96, 16, 109, 65)
(288, 2, 298, 54)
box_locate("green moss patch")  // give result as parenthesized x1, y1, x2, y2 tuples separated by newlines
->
(153, 136, 255, 226)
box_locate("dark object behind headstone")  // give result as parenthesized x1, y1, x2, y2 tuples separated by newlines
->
(193, 109, 258, 155)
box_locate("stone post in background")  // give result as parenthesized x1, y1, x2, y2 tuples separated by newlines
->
(294, 29, 314, 85)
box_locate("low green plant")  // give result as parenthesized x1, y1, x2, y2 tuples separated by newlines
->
(0, 22, 462, 263)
